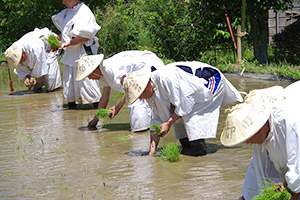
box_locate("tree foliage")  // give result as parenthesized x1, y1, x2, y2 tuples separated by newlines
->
(244, 0, 293, 63)
(0, 0, 106, 52)
(273, 19, 300, 64)
(0, 0, 296, 64)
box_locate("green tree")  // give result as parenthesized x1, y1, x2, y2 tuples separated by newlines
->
(246, 0, 293, 64)
(0, 0, 105, 52)
(95, 0, 154, 57)
(0, 0, 64, 51)
(141, 0, 220, 61)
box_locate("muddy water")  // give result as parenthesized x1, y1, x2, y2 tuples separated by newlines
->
(0, 71, 292, 200)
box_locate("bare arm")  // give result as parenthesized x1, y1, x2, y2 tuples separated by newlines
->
(59, 36, 88, 50)
(88, 86, 111, 128)
(290, 192, 300, 200)
(159, 113, 180, 137)
(97, 86, 111, 109)
(109, 93, 126, 118)
(149, 113, 181, 155)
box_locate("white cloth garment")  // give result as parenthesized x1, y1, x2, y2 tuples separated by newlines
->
(13, 28, 61, 91)
(147, 62, 243, 141)
(99, 50, 164, 132)
(52, 2, 101, 104)
(99, 50, 164, 92)
(45, 51, 62, 91)
(242, 81, 300, 200)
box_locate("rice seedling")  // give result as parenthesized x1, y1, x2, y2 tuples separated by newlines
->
(46, 34, 61, 51)
(114, 135, 131, 141)
(253, 181, 291, 200)
(4, 173, 13, 177)
(95, 109, 112, 119)
(26, 134, 34, 143)
(159, 143, 182, 162)
(150, 123, 161, 135)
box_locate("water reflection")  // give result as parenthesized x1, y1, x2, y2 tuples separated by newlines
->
(0, 73, 293, 199)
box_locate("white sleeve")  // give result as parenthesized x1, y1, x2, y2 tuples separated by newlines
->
(52, 9, 67, 31)
(28, 43, 48, 78)
(157, 68, 212, 116)
(71, 4, 100, 39)
(242, 158, 260, 200)
(242, 144, 283, 199)
(14, 67, 30, 80)
(285, 120, 300, 193)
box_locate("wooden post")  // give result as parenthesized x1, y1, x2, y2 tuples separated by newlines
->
(237, 25, 247, 63)
(237, 25, 242, 63)
(241, 0, 246, 56)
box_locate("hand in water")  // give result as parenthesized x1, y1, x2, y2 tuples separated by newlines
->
(88, 116, 99, 130)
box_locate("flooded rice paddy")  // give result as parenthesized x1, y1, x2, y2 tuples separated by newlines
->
(0, 68, 292, 199)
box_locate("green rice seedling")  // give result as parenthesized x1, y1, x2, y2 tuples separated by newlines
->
(159, 143, 182, 162)
(150, 123, 161, 135)
(46, 34, 61, 51)
(253, 181, 291, 200)
(114, 135, 131, 141)
(95, 109, 112, 120)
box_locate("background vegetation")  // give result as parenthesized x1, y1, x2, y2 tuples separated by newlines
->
(1, 0, 299, 80)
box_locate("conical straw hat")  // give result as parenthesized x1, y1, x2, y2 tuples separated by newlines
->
(244, 85, 285, 104)
(220, 103, 271, 147)
(76, 54, 104, 81)
(123, 67, 151, 105)
(5, 42, 22, 69)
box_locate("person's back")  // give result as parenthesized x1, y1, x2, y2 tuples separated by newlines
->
(99, 50, 164, 92)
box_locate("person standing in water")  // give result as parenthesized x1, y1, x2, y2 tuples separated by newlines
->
(52, 0, 101, 109)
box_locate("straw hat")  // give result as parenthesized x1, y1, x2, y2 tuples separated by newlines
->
(244, 85, 285, 104)
(122, 67, 151, 105)
(76, 54, 104, 81)
(220, 103, 271, 147)
(5, 42, 23, 69)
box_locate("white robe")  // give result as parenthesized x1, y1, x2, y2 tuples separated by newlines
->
(99, 50, 164, 132)
(13, 28, 61, 91)
(52, 2, 101, 104)
(242, 84, 300, 199)
(147, 62, 243, 141)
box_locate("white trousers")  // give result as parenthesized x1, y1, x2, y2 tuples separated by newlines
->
(128, 99, 151, 132)
(34, 51, 62, 92)
(62, 64, 101, 104)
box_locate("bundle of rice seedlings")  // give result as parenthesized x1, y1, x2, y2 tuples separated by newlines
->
(95, 109, 112, 120)
(159, 143, 182, 162)
(253, 181, 291, 200)
(46, 35, 61, 51)
(25, 77, 36, 90)
(150, 123, 161, 134)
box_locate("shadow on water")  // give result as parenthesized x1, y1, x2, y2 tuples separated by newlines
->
(125, 142, 240, 157)
(206, 142, 240, 154)
(101, 123, 131, 131)
(8, 87, 62, 96)
(77, 123, 131, 132)
(77, 126, 98, 131)
(62, 103, 96, 110)
(9, 90, 35, 95)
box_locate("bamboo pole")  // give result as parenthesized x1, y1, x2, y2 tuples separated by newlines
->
(237, 25, 242, 63)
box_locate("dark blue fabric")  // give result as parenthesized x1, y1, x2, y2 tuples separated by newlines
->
(151, 66, 157, 72)
(176, 65, 193, 74)
(176, 65, 221, 94)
